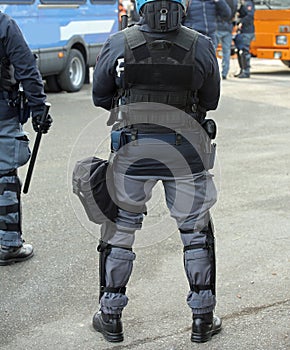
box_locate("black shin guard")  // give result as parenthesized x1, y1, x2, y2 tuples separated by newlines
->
(0, 172, 22, 245)
(181, 219, 216, 298)
(97, 240, 135, 303)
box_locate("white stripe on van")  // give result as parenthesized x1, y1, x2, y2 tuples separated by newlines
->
(60, 20, 115, 40)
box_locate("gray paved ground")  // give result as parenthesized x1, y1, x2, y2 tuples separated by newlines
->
(0, 58, 289, 349)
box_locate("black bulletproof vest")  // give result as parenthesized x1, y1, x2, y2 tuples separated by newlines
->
(122, 25, 198, 112)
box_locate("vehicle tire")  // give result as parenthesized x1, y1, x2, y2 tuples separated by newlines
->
(58, 49, 85, 92)
(45, 75, 62, 93)
(281, 60, 290, 68)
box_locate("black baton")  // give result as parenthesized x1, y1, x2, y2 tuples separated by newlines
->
(121, 14, 128, 30)
(23, 102, 51, 194)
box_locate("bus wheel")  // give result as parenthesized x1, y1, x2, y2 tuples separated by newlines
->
(58, 49, 85, 92)
(281, 60, 290, 68)
(45, 75, 62, 93)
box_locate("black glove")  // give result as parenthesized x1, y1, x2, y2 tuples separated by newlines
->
(32, 110, 53, 134)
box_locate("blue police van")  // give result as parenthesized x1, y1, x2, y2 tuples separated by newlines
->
(0, 0, 120, 92)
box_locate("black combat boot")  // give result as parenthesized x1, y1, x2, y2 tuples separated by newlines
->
(238, 70, 250, 78)
(238, 52, 250, 78)
(234, 52, 243, 77)
(0, 243, 34, 266)
(92, 311, 123, 342)
(191, 312, 222, 343)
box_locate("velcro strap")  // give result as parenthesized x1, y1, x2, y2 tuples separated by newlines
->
(0, 204, 18, 215)
(0, 183, 20, 195)
(0, 169, 17, 178)
(0, 221, 20, 231)
(124, 26, 146, 50)
(184, 243, 208, 252)
(191, 284, 213, 294)
(101, 286, 126, 295)
(174, 26, 198, 52)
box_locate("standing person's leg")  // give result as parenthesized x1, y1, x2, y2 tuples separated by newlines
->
(93, 174, 158, 343)
(216, 31, 225, 79)
(163, 171, 221, 343)
(0, 171, 33, 265)
(234, 33, 244, 77)
(221, 31, 232, 79)
(0, 106, 33, 265)
(238, 33, 254, 79)
(211, 33, 219, 52)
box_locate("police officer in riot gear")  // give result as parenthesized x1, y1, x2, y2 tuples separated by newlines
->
(235, 0, 255, 78)
(0, 12, 52, 265)
(92, 0, 221, 344)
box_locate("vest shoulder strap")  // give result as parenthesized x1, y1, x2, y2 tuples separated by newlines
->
(123, 25, 146, 50)
(123, 25, 199, 63)
(175, 26, 199, 52)
(123, 25, 199, 52)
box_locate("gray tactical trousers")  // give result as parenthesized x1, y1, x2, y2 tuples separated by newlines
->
(99, 136, 217, 315)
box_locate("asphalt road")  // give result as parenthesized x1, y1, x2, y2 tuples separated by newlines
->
(0, 58, 289, 350)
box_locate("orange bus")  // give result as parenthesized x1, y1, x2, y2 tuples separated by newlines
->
(251, 0, 290, 67)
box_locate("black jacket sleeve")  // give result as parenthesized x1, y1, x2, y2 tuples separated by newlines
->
(194, 36, 220, 112)
(92, 36, 119, 111)
(1, 14, 46, 111)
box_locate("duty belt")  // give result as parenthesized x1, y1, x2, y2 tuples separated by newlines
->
(125, 132, 184, 146)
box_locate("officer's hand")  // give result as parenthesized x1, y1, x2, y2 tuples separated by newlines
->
(32, 111, 53, 134)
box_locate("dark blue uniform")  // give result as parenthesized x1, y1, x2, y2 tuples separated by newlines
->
(234, 0, 255, 78)
(92, 18, 221, 341)
(0, 12, 46, 254)
(238, 0, 255, 34)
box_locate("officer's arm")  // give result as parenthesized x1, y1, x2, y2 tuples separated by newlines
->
(196, 39, 220, 112)
(240, 3, 254, 26)
(92, 37, 118, 111)
(4, 16, 46, 109)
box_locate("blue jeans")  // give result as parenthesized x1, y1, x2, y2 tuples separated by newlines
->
(216, 30, 232, 78)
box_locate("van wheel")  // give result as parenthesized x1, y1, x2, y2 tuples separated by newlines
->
(58, 49, 85, 92)
(281, 60, 290, 68)
(45, 75, 62, 92)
